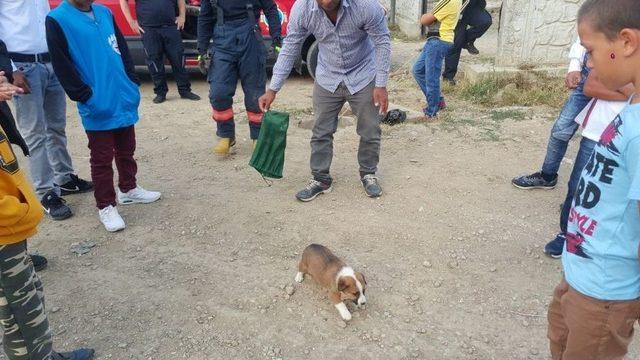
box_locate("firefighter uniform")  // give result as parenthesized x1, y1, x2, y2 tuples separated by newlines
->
(198, 0, 282, 154)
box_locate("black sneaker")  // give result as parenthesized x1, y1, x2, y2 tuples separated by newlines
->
(41, 191, 73, 221)
(29, 254, 48, 272)
(465, 41, 480, 55)
(544, 234, 566, 259)
(57, 174, 93, 196)
(296, 180, 332, 202)
(52, 348, 95, 360)
(180, 91, 201, 101)
(361, 174, 383, 198)
(511, 172, 557, 190)
(443, 77, 456, 86)
(153, 94, 166, 104)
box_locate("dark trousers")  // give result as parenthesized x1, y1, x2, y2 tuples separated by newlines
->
(443, 7, 492, 80)
(208, 20, 266, 140)
(141, 26, 191, 96)
(86, 126, 137, 209)
(0, 241, 52, 359)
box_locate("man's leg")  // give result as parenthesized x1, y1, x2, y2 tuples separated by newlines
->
(540, 88, 591, 178)
(113, 126, 137, 194)
(13, 63, 57, 198)
(346, 82, 381, 178)
(547, 279, 569, 359)
(160, 28, 193, 97)
(239, 34, 267, 140)
(141, 27, 169, 98)
(412, 45, 428, 99)
(464, 8, 493, 45)
(86, 130, 116, 209)
(0, 241, 52, 359)
(443, 21, 468, 81)
(209, 50, 239, 144)
(310, 83, 347, 185)
(43, 64, 74, 187)
(424, 40, 452, 117)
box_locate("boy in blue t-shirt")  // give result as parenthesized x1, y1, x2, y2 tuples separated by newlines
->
(547, 0, 640, 358)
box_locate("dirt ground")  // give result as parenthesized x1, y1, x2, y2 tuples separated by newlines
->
(5, 39, 640, 360)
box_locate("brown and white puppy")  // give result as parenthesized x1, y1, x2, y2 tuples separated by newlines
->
(295, 244, 366, 321)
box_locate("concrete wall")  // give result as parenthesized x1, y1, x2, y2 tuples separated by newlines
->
(496, 0, 584, 67)
(380, 0, 423, 39)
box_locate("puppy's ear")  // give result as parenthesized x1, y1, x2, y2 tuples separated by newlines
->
(356, 272, 366, 285)
(337, 277, 348, 292)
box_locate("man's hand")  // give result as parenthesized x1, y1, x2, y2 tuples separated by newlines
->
(373, 87, 388, 115)
(128, 19, 145, 35)
(12, 72, 31, 94)
(176, 15, 186, 30)
(565, 71, 582, 89)
(0, 73, 23, 101)
(259, 89, 277, 113)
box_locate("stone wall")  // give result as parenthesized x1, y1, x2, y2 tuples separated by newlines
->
(496, 0, 584, 67)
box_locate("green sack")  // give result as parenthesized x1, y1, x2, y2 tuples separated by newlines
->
(249, 110, 290, 179)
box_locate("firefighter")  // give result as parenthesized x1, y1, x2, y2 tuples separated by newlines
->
(197, 0, 282, 155)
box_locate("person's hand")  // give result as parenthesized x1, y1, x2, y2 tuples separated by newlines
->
(0, 71, 7, 85)
(176, 15, 185, 30)
(128, 19, 144, 35)
(565, 71, 582, 89)
(259, 89, 277, 112)
(373, 87, 388, 115)
(272, 37, 283, 52)
(0, 82, 24, 101)
(12, 72, 31, 94)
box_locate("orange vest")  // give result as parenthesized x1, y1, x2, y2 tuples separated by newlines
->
(0, 127, 43, 244)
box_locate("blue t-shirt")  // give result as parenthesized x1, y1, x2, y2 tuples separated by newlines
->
(563, 100, 640, 301)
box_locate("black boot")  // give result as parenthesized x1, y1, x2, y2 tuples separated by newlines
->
(51, 348, 95, 360)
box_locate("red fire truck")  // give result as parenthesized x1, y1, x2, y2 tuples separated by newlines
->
(49, 0, 319, 77)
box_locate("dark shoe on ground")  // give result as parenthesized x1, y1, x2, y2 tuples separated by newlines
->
(443, 77, 456, 86)
(180, 91, 201, 101)
(58, 174, 93, 196)
(511, 172, 557, 190)
(52, 348, 95, 360)
(544, 234, 566, 259)
(41, 191, 73, 221)
(466, 41, 480, 55)
(296, 180, 332, 202)
(361, 174, 383, 198)
(153, 94, 166, 104)
(30, 254, 48, 272)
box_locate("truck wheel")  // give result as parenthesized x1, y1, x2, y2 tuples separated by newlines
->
(306, 41, 319, 80)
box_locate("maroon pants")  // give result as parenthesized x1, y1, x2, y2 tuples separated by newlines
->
(86, 126, 137, 209)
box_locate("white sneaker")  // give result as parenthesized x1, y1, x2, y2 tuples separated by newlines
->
(98, 206, 126, 232)
(117, 186, 161, 205)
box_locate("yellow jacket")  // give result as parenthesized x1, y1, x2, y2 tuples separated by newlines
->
(0, 127, 43, 244)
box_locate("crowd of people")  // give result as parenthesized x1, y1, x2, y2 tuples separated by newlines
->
(0, 0, 639, 358)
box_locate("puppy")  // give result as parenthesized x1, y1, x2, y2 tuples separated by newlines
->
(295, 244, 366, 321)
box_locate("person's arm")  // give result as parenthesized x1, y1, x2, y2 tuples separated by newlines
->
(583, 72, 628, 101)
(566, 39, 586, 89)
(197, 0, 215, 55)
(0, 189, 29, 228)
(258, 1, 309, 111)
(176, 0, 186, 30)
(112, 15, 140, 85)
(421, 0, 452, 26)
(364, 1, 391, 114)
(45, 16, 93, 103)
(260, 0, 282, 45)
(119, 0, 144, 35)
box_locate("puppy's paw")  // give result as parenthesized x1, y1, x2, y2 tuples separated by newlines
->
(335, 302, 352, 321)
(295, 272, 304, 283)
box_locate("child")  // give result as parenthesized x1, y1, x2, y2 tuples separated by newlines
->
(0, 74, 94, 360)
(547, 0, 640, 358)
(412, 0, 462, 120)
(543, 71, 634, 258)
(46, 0, 161, 232)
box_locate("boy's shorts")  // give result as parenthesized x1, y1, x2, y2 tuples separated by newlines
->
(548, 278, 640, 360)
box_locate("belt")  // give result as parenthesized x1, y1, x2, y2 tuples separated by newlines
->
(8, 52, 51, 63)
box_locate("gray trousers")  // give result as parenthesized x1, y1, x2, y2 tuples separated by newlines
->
(13, 62, 74, 199)
(311, 81, 381, 184)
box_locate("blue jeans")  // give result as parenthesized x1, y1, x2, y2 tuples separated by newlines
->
(559, 137, 597, 234)
(13, 62, 74, 198)
(413, 38, 453, 117)
(541, 67, 592, 176)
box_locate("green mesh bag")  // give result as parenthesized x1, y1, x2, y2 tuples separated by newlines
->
(249, 110, 290, 179)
